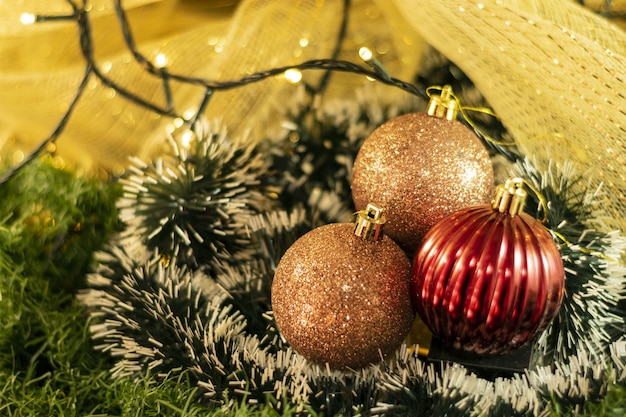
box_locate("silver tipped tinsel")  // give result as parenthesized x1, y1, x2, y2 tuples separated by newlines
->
(118, 119, 277, 270)
(84, 93, 626, 416)
(513, 159, 626, 363)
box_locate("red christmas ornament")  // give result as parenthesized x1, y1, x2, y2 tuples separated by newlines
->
(272, 204, 414, 370)
(411, 178, 565, 356)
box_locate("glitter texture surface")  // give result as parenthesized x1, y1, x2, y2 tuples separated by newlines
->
(271, 223, 414, 370)
(351, 112, 494, 254)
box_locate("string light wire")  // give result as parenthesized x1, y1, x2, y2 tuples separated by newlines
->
(2, 0, 515, 186)
(1, 0, 428, 185)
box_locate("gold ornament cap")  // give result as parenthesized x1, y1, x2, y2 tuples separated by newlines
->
(492, 178, 527, 216)
(354, 203, 386, 241)
(426, 85, 458, 120)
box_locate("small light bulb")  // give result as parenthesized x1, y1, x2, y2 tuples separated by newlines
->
(359, 47, 373, 62)
(183, 109, 196, 120)
(155, 53, 168, 68)
(46, 142, 57, 153)
(181, 131, 194, 148)
(101, 61, 113, 73)
(20, 13, 36, 25)
(284, 69, 302, 84)
(359, 46, 391, 81)
(12, 150, 24, 164)
(173, 117, 184, 128)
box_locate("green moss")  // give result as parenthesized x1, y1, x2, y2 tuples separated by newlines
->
(0, 158, 122, 292)
(576, 383, 626, 417)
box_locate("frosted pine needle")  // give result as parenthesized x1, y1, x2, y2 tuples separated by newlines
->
(377, 343, 623, 416)
(118, 119, 276, 270)
(268, 84, 417, 220)
(247, 206, 311, 270)
(83, 102, 626, 415)
(514, 159, 626, 361)
(83, 245, 231, 375)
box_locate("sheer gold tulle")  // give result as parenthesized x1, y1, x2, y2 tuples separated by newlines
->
(393, 0, 626, 233)
(1, 0, 625, 234)
(0, 0, 422, 173)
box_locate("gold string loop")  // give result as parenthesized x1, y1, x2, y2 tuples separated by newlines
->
(518, 178, 549, 224)
(426, 85, 515, 147)
(513, 177, 614, 261)
(552, 229, 615, 262)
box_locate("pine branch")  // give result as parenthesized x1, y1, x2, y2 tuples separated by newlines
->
(513, 159, 626, 361)
(118, 119, 277, 271)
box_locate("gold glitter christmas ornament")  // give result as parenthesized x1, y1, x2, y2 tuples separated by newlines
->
(271, 204, 414, 370)
(351, 86, 495, 253)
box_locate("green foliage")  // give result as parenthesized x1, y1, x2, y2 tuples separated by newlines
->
(0, 158, 119, 415)
(0, 158, 302, 416)
(0, 157, 122, 292)
(548, 381, 626, 417)
(0, 158, 121, 375)
(118, 120, 277, 271)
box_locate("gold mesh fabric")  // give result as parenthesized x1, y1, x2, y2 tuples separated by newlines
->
(393, 0, 626, 233)
(0, 0, 180, 171)
(2, 0, 626, 234)
(0, 0, 423, 172)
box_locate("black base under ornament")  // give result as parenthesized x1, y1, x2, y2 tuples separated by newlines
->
(427, 337, 537, 378)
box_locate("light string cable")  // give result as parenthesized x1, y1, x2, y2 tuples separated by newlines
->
(112, 0, 353, 125)
(0, 2, 93, 185)
(110, 0, 425, 103)
(1, 0, 431, 186)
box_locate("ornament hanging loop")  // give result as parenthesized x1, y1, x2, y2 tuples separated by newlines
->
(426, 85, 458, 120)
(492, 178, 527, 217)
(354, 203, 386, 241)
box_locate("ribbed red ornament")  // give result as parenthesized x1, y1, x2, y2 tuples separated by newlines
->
(411, 178, 565, 356)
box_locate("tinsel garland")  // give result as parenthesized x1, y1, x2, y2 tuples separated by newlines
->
(117, 121, 278, 272)
(80, 89, 626, 416)
(515, 159, 626, 363)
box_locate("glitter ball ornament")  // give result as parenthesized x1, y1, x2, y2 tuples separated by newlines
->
(411, 178, 565, 356)
(351, 85, 494, 253)
(271, 204, 414, 370)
